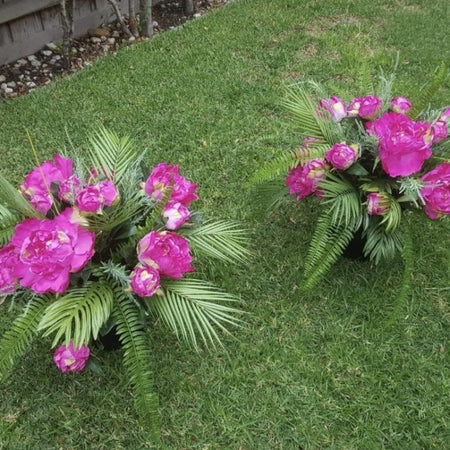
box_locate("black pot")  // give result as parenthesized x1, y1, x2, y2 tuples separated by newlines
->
(94, 327, 121, 351)
(342, 229, 367, 260)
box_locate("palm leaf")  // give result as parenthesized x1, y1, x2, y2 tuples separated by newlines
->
(0, 204, 21, 245)
(180, 220, 251, 264)
(302, 210, 359, 291)
(150, 279, 244, 350)
(248, 178, 289, 214)
(111, 286, 160, 441)
(0, 172, 41, 218)
(38, 281, 114, 347)
(363, 216, 403, 264)
(284, 85, 342, 144)
(379, 196, 402, 232)
(88, 127, 143, 187)
(320, 173, 362, 228)
(0, 296, 48, 381)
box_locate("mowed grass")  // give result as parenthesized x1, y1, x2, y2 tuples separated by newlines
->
(1, 0, 449, 448)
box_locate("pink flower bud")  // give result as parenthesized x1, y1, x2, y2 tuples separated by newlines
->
(319, 96, 347, 122)
(325, 143, 358, 170)
(53, 342, 90, 373)
(163, 201, 190, 230)
(440, 108, 450, 122)
(348, 96, 382, 119)
(0, 244, 19, 295)
(130, 265, 161, 297)
(390, 97, 412, 113)
(286, 159, 326, 201)
(421, 162, 450, 219)
(367, 192, 390, 215)
(432, 120, 448, 143)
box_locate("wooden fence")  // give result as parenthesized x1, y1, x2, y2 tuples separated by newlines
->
(0, 0, 158, 66)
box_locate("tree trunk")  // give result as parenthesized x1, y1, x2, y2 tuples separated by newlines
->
(139, 0, 153, 37)
(185, 0, 195, 16)
(129, 1, 139, 37)
(59, 0, 75, 68)
(107, 0, 133, 38)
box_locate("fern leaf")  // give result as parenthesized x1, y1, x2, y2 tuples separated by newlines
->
(38, 281, 114, 347)
(0, 296, 48, 381)
(150, 279, 244, 350)
(248, 178, 289, 214)
(111, 287, 160, 441)
(302, 210, 359, 291)
(179, 220, 251, 264)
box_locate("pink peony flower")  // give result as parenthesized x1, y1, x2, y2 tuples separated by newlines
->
(10, 211, 95, 294)
(421, 162, 450, 219)
(368, 112, 433, 177)
(390, 97, 412, 113)
(137, 231, 194, 279)
(21, 155, 74, 214)
(319, 96, 347, 122)
(325, 143, 359, 170)
(432, 120, 448, 143)
(144, 163, 198, 207)
(130, 265, 161, 297)
(348, 96, 382, 119)
(75, 180, 119, 213)
(367, 192, 390, 215)
(285, 159, 326, 201)
(163, 201, 190, 230)
(53, 342, 90, 373)
(0, 244, 19, 295)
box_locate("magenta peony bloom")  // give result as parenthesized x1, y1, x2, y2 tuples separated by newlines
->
(390, 97, 412, 113)
(0, 244, 19, 295)
(432, 120, 448, 143)
(440, 108, 450, 122)
(163, 201, 190, 230)
(319, 96, 347, 122)
(367, 192, 390, 215)
(10, 211, 95, 294)
(144, 163, 198, 207)
(348, 96, 382, 119)
(285, 159, 326, 201)
(368, 112, 433, 177)
(421, 162, 450, 219)
(53, 342, 90, 373)
(130, 265, 161, 297)
(75, 180, 119, 213)
(21, 155, 74, 214)
(325, 143, 358, 170)
(137, 231, 194, 279)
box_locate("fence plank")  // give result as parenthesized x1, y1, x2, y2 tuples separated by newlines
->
(0, 0, 60, 25)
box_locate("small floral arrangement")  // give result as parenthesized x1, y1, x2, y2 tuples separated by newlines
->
(251, 73, 449, 290)
(0, 129, 249, 438)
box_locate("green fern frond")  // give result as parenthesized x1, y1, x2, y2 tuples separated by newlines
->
(363, 216, 403, 264)
(320, 173, 362, 228)
(409, 63, 447, 119)
(150, 279, 244, 350)
(302, 210, 359, 291)
(88, 127, 143, 187)
(0, 173, 41, 218)
(111, 287, 160, 441)
(380, 197, 402, 232)
(0, 204, 21, 245)
(180, 220, 251, 264)
(38, 281, 114, 347)
(0, 296, 48, 381)
(248, 178, 289, 214)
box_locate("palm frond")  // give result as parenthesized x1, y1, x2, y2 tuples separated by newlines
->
(248, 178, 289, 214)
(302, 210, 359, 291)
(363, 216, 403, 264)
(38, 281, 114, 347)
(284, 85, 342, 144)
(379, 196, 402, 232)
(179, 220, 251, 264)
(0, 296, 48, 381)
(0, 204, 21, 245)
(111, 286, 160, 441)
(88, 127, 144, 187)
(320, 173, 362, 228)
(150, 279, 245, 350)
(0, 172, 41, 218)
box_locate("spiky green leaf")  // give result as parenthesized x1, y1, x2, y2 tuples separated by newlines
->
(0, 173, 41, 218)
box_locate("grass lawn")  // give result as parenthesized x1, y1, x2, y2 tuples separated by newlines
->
(1, 0, 449, 448)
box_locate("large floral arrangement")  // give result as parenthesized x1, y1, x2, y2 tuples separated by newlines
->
(0, 129, 249, 438)
(251, 74, 449, 290)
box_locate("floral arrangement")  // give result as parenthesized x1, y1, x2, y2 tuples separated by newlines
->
(251, 73, 449, 290)
(0, 129, 249, 438)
